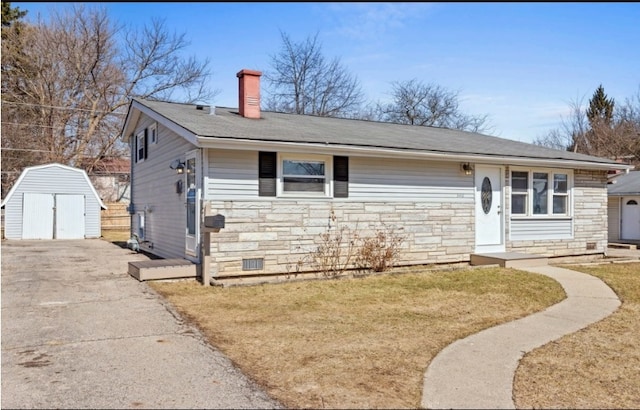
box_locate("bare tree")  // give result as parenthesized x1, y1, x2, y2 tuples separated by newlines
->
(1, 4, 216, 196)
(264, 31, 364, 117)
(374, 78, 492, 133)
(534, 86, 640, 165)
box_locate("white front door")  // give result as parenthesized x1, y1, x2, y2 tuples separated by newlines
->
(185, 151, 200, 259)
(475, 165, 505, 253)
(55, 194, 85, 239)
(621, 197, 640, 240)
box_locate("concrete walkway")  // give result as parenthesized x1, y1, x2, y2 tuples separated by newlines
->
(421, 265, 621, 409)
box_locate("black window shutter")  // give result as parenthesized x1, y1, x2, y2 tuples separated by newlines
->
(143, 128, 148, 160)
(334, 156, 349, 198)
(259, 152, 277, 196)
(133, 134, 137, 163)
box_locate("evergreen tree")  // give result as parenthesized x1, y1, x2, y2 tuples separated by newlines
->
(586, 84, 615, 128)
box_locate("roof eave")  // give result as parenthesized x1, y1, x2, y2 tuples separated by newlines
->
(196, 136, 631, 171)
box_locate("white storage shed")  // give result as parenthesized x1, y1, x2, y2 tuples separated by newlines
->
(1, 163, 107, 240)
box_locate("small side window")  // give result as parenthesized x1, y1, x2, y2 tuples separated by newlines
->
(149, 123, 157, 144)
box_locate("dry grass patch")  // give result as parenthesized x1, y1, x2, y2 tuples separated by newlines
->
(150, 267, 563, 409)
(101, 229, 131, 243)
(514, 262, 640, 409)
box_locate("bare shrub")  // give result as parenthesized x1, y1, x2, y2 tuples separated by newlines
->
(305, 209, 359, 278)
(355, 225, 405, 272)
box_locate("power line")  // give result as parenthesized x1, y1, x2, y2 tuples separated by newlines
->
(1, 100, 127, 116)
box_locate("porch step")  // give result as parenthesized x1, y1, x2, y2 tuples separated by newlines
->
(608, 242, 637, 250)
(470, 252, 548, 268)
(128, 258, 197, 281)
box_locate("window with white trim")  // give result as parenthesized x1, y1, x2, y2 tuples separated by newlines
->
(149, 123, 157, 144)
(511, 169, 571, 216)
(135, 130, 146, 162)
(279, 154, 330, 196)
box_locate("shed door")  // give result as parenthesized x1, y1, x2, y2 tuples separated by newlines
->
(55, 194, 85, 239)
(22, 193, 54, 239)
(621, 197, 640, 240)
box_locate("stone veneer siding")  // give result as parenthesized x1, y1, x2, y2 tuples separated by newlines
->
(506, 168, 608, 256)
(207, 200, 474, 278)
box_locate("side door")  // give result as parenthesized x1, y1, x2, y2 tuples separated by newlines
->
(185, 150, 200, 259)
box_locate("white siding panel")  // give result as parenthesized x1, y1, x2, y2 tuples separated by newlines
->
(608, 197, 620, 242)
(207, 149, 259, 199)
(130, 117, 197, 259)
(350, 157, 473, 202)
(205, 151, 473, 202)
(510, 218, 573, 240)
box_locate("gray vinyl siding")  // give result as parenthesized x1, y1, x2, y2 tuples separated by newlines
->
(206, 149, 473, 202)
(3, 165, 102, 239)
(349, 157, 472, 201)
(207, 149, 258, 199)
(509, 218, 573, 240)
(608, 196, 620, 242)
(130, 116, 197, 259)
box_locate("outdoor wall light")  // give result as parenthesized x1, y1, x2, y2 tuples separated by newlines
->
(169, 159, 186, 174)
(461, 163, 473, 175)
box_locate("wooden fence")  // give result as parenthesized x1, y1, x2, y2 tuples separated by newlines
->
(101, 202, 130, 232)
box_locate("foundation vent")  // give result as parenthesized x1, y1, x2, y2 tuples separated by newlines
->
(242, 258, 264, 271)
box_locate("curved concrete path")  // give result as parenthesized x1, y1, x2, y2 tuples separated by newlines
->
(421, 265, 621, 409)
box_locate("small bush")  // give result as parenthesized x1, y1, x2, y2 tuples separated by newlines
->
(355, 225, 405, 272)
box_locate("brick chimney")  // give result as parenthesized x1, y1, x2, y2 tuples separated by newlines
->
(237, 69, 262, 119)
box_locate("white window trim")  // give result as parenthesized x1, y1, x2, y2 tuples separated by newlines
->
(149, 122, 158, 144)
(136, 130, 145, 163)
(510, 167, 573, 218)
(277, 153, 333, 198)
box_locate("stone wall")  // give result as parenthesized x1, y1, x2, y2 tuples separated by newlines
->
(206, 199, 474, 278)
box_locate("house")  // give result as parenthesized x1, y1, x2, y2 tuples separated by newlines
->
(1, 163, 107, 240)
(120, 69, 631, 284)
(83, 157, 131, 203)
(608, 170, 640, 242)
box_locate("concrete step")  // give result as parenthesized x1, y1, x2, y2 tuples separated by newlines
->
(470, 252, 548, 269)
(128, 258, 197, 281)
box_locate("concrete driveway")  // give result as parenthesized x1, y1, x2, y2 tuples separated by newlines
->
(1, 239, 281, 409)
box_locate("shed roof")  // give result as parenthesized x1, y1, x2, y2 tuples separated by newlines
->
(123, 98, 630, 171)
(1, 163, 107, 209)
(608, 171, 640, 196)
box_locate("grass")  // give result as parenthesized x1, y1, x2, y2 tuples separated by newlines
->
(513, 262, 640, 409)
(149, 267, 565, 409)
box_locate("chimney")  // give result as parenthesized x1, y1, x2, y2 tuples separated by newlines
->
(237, 69, 262, 119)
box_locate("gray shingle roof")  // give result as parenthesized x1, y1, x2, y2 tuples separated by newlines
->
(134, 98, 622, 166)
(608, 171, 640, 195)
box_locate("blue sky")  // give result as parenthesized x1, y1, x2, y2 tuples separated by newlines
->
(14, 2, 640, 143)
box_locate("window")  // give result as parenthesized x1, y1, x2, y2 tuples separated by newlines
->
(511, 171, 528, 214)
(259, 152, 348, 198)
(135, 129, 147, 162)
(149, 123, 157, 144)
(511, 169, 571, 217)
(282, 158, 326, 193)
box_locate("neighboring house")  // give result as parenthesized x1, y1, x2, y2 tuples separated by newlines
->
(608, 170, 640, 242)
(120, 69, 631, 284)
(1, 163, 107, 240)
(84, 157, 131, 203)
